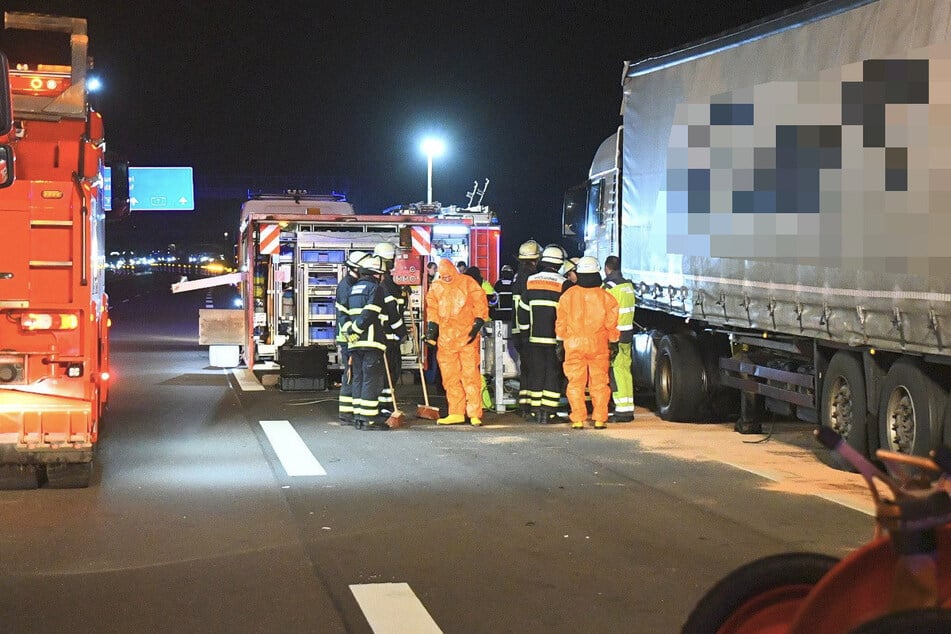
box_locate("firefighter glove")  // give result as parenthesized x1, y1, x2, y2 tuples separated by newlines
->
(609, 341, 619, 362)
(466, 318, 486, 344)
(425, 321, 439, 348)
(347, 333, 360, 345)
(555, 340, 565, 362)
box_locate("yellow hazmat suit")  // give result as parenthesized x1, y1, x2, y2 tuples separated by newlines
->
(426, 259, 489, 421)
(555, 284, 619, 425)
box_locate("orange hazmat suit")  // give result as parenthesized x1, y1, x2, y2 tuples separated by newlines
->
(426, 259, 489, 419)
(555, 285, 619, 424)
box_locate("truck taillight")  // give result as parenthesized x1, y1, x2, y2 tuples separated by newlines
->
(20, 313, 79, 331)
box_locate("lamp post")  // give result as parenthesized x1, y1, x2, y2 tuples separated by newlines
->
(420, 137, 446, 204)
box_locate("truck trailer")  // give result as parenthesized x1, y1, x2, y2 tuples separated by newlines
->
(564, 0, 951, 462)
(0, 13, 129, 488)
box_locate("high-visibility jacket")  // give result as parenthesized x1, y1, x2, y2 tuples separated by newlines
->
(335, 271, 359, 343)
(510, 262, 536, 336)
(604, 270, 636, 344)
(516, 270, 566, 346)
(379, 271, 407, 343)
(348, 276, 399, 351)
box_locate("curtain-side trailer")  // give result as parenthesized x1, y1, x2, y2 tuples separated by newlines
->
(565, 0, 951, 463)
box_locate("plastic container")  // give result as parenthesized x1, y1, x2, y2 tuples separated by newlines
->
(309, 326, 336, 341)
(301, 250, 345, 263)
(309, 299, 335, 315)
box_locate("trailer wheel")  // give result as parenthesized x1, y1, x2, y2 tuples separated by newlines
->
(681, 552, 839, 634)
(654, 332, 705, 422)
(848, 608, 951, 633)
(821, 351, 868, 468)
(878, 359, 947, 456)
(45, 462, 93, 489)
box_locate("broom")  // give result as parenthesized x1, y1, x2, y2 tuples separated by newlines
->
(381, 352, 405, 428)
(412, 321, 440, 420)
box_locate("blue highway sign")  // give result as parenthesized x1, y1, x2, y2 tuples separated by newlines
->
(103, 166, 194, 211)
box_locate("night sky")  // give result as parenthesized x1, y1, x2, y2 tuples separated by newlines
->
(4, 0, 807, 260)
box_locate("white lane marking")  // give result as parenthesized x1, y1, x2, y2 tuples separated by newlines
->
(350, 583, 442, 634)
(232, 368, 265, 391)
(259, 420, 326, 476)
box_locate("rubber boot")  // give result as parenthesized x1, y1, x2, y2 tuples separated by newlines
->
(594, 420, 607, 430)
(470, 417, 483, 427)
(570, 421, 584, 430)
(437, 414, 466, 425)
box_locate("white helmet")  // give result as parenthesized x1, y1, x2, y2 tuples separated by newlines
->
(346, 250, 368, 269)
(576, 256, 600, 274)
(359, 255, 385, 275)
(561, 257, 579, 275)
(518, 239, 541, 260)
(540, 245, 565, 266)
(373, 242, 397, 261)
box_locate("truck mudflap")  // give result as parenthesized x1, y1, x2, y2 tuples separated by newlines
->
(0, 389, 95, 460)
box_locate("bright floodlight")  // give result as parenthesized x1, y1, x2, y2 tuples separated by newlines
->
(86, 76, 102, 92)
(421, 137, 446, 158)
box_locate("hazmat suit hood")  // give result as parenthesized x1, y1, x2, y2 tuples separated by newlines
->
(437, 258, 457, 282)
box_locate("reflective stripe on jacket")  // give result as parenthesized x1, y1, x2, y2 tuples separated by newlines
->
(604, 271, 636, 344)
(348, 276, 388, 351)
(517, 270, 566, 346)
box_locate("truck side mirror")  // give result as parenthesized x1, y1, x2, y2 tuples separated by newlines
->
(105, 155, 130, 217)
(0, 52, 11, 136)
(0, 145, 13, 188)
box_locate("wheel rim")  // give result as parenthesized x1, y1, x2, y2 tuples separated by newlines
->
(827, 375, 853, 439)
(884, 384, 915, 453)
(657, 354, 672, 408)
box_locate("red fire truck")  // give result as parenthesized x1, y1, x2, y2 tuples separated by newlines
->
(0, 13, 129, 489)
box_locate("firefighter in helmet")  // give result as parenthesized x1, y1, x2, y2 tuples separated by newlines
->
(373, 241, 407, 414)
(555, 256, 619, 429)
(346, 256, 402, 430)
(516, 245, 568, 423)
(336, 250, 368, 425)
(425, 258, 489, 426)
(511, 239, 541, 417)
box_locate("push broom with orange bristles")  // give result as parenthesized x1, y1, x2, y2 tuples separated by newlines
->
(412, 321, 440, 420)
(381, 352, 405, 428)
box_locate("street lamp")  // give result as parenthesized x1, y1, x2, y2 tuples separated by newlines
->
(420, 137, 446, 204)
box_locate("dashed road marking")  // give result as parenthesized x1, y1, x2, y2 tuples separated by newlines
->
(259, 420, 326, 476)
(350, 582, 442, 634)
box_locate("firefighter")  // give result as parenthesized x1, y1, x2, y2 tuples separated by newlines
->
(562, 257, 580, 289)
(346, 256, 401, 431)
(517, 245, 568, 423)
(604, 255, 636, 422)
(335, 250, 368, 425)
(555, 256, 619, 430)
(491, 264, 515, 322)
(373, 241, 408, 413)
(512, 239, 541, 418)
(425, 258, 489, 426)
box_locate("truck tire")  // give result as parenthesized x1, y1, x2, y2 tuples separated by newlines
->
(878, 359, 947, 456)
(654, 332, 705, 422)
(821, 351, 869, 469)
(681, 552, 839, 634)
(0, 464, 41, 490)
(45, 462, 93, 489)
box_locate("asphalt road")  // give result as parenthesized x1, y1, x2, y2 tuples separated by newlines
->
(0, 273, 872, 633)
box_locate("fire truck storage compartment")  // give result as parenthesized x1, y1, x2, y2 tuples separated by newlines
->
(301, 249, 345, 263)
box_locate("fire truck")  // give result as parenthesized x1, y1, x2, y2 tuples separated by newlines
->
(0, 13, 130, 489)
(233, 191, 501, 379)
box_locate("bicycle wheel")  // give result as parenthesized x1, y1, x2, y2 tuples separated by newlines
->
(681, 552, 839, 634)
(848, 608, 951, 633)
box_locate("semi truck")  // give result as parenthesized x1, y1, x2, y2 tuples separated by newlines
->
(0, 13, 129, 488)
(564, 0, 951, 463)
